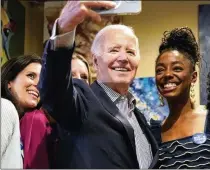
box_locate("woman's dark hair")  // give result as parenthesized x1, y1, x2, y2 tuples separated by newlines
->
(1, 54, 42, 113)
(157, 27, 200, 71)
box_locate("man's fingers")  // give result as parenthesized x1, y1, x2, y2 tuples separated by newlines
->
(86, 8, 102, 23)
(83, 1, 116, 9)
(58, 0, 114, 34)
(82, 1, 116, 22)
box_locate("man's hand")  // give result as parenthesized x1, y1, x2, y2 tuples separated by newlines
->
(57, 1, 116, 34)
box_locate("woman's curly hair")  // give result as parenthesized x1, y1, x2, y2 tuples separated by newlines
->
(157, 27, 200, 71)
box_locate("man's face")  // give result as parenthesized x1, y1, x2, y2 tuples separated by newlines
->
(94, 29, 140, 88)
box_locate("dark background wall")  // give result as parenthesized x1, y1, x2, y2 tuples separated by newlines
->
(7, 0, 25, 58)
(199, 4, 210, 105)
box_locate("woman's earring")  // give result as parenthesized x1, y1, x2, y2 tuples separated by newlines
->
(190, 83, 196, 109)
(159, 92, 165, 107)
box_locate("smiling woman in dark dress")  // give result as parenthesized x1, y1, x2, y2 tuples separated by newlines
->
(154, 27, 210, 169)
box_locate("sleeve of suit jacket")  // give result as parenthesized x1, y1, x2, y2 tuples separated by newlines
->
(38, 40, 86, 131)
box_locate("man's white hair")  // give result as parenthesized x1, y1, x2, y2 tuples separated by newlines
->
(91, 24, 140, 58)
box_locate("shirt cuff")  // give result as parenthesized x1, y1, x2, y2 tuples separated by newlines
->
(49, 18, 76, 50)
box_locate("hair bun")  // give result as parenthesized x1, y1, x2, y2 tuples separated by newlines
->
(159, 27, 200, 64)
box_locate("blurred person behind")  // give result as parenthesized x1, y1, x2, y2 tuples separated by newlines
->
(72, 53, 92, 84)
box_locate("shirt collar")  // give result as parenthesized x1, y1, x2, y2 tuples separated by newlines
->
(97, 81, 136, 106)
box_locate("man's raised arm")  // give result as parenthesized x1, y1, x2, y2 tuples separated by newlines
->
(38, 1, 116, 130)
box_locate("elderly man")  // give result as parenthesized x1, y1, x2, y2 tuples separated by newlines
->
(39, 1, 159, 169)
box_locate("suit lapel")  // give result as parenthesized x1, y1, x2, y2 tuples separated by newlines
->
(91, 81, 137, 155)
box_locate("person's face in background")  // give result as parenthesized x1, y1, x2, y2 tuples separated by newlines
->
(72, 58, 89, 84)
(8, 63, 41, 111)
(155, 50, 197, 102)
(94, 29, 140, 89)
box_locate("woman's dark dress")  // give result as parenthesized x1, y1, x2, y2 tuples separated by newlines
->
(155, 113, 210, 169)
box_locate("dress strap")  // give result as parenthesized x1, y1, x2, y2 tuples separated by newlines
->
(150, 119, 162, 146)
(205, 111, 210, 133)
